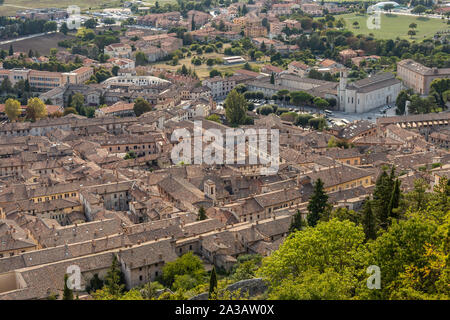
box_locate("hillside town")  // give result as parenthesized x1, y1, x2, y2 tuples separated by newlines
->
(0, 0, 449, 301)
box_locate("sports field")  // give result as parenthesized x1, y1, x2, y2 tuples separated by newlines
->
(340, 12, 449, 40)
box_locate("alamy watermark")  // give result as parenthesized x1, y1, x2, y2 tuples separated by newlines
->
(170, 121, 280, 174)
(367, 6, 382, 30)
(66, 265, 84, 291)
(67, 6, 81, 30)
(366, 265, 381, 289)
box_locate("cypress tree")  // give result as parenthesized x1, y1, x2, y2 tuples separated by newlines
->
(307, 178, 329, 227)
(191, 15, 195, 31)
(270, 72, 275, 84)
(388, 179, 401, 220)
(261, 41, 266, 52)
(209, 267, 218, 299)
(9, 44, 13, 56)
(361, 199, 376, 240)
(198, 206, 207, 221)
(63, 274, 74, 300)
(289, 210, 306, 234)
(372, 169, 395, 229)
(104, 255, 125, 299)
(225, 89, 247, 127)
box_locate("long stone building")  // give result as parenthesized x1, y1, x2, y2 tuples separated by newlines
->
(397, 59, 450, 95)
(338, 71, 402, 113)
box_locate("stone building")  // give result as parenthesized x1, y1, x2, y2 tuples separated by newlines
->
(338, 71, 402, 113)
(397, 59, 450, 95)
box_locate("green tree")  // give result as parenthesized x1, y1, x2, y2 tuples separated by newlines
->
(103, 255, 125, 299)
(395, 90, 409, 115)
(225, 89, 247, 127)
(87, 274, 104, 293)
(290, 91, 312, 106)
(289, 210, 306, 234)
(307, 179, 330, 227)
(191, 15, 196, 31)
(133, 97, 152, 116)
(407, 178, 430, 211)
(270, 72, 275, 84)
(206, 114, 221, 123)
(430, 78, 450, 107)
(232, 254, 262, 281)
(60, 22, 69, 35)
(372, 169, 395, 230)
(26, 98, 47, 121)
(63, 107, 78, 116)
(63, 274, 74, 300)
(361, 199, 376, 240)
(70, 92, 85, 113)
(209, 69, 221, 78)
(8, 44, 13, 56)
(0, 77, 12, 93)
(135, 51, 148, 66)
(387, 179, 401, 219)
(308, 117, 327, 131)
(411, 5, 426, 15)
(44, 21, 57, 32)
(209, 267, 218, 299)
(84, 18, 98, 29)
(364, 214, 447, 299)
(258, 219, 367, 300)
(197, 206, 207, 221)
(4, 98, 22, 121)
(162, 252, 206, 287)
(124, 151, 137, 160)
(313, 97, 329, 111)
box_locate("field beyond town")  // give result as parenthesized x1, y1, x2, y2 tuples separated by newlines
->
(0, 0, 123, 16)
(340, 12, 449, 40)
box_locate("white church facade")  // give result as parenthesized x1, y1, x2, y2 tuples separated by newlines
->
(338, 71, 402, 113)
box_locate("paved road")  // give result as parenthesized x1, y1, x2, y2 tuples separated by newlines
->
(2, 4, 33, 10)
(0, 31, 57, 46)
(243, 100, 398, 124)
(270, 102, 397, 123)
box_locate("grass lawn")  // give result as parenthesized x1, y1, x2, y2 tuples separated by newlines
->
(0, 32, 75, 55)
(150, 53, 261, 80)
(0, 0, 123, 16)
(142, 0, 177, 5)
(340, 13, 449, 40)
(150, 44, 269, 80)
